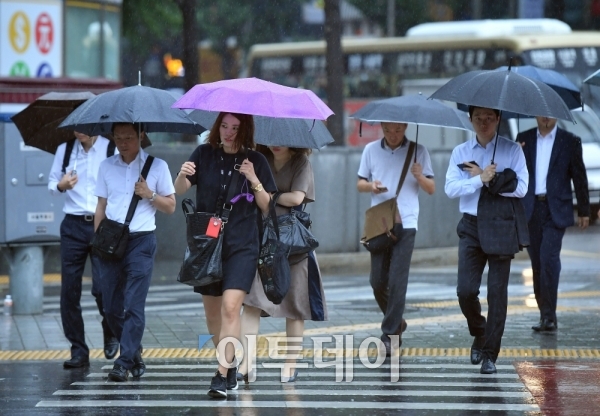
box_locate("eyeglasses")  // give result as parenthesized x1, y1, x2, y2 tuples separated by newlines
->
(472, 116, 497, 125)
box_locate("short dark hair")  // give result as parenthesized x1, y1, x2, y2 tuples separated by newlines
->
(256, 144, 312, 158)
(468, 106, 500, 118)
(111, 122, 145, 134)
(206, 112, 255, 150)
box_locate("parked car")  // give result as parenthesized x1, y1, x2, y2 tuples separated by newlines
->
(505, 107, 600, 220)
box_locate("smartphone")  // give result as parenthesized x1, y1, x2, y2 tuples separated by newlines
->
(376, 186, 388, 192)
(206, 217, 222, 238)
(457, 161, 479, 171)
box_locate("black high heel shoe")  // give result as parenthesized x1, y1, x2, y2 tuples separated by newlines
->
(281, 369, 298, 383)
(236, 372, 249, 384)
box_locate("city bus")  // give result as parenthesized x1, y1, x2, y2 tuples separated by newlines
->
(247, 23, 600, 146)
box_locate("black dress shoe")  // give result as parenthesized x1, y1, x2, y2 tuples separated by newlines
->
(131, 345, 145, 378)
(532, 319, 557, 332)
(63, 356, 89, 369)
(104, 336, 119, 360)
(281, 369, 298, 383)
(480, 357, 497, 374)
(108, 364, 129, 382)
(470, 335, 485, 365)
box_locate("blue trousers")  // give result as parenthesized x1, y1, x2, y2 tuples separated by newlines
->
(369, 225, 416, 338)
(60, 215, 112, 359)
(527, 199, 565, 323)
(98, 232, 156, 370)
(457, 215, 512, 362)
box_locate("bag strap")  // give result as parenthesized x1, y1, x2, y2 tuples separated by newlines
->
(181, 198, 196, 216)
(393, 141, 416, 197)
(219, 162, 243, 225)
(123, 155, 155, 226)
(61, 139, 76, 174)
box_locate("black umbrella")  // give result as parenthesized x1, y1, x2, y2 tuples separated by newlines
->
(11, 91, 96, 154)
(58, 85, 203, 136)
(430, 68, 575, 162)
(188, 110, 334, 149)
(350, 94, 473, 161)
(430, 69, 574, 122)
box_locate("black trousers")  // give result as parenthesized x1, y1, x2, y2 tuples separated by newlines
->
(527, 199, 565, 323)
(60, 214, 112, 359)
(369, 225, 416, 338)
(457, 215, 512, 362)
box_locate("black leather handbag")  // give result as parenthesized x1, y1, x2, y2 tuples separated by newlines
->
(274, 194, 319, 256)
(257, 199, 291, 305)
(177, 166, 241, 287)
(177, 199, 224, 287)
(92, 156, 154, 260)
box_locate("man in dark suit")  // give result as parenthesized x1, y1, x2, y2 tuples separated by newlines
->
(517, 117, 589, 332)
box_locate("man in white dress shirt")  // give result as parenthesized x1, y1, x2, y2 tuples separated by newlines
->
(445, 106, 528, 374)
(49, 132, 118, 368)
(94, 123, 176, 382)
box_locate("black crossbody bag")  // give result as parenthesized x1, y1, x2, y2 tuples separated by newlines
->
(92, 156, 155, 261)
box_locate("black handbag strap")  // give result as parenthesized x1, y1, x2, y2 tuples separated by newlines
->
(393, 141, 416, 197)
(124, 155, 155, 226)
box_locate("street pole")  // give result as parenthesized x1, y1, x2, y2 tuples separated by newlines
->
(324, 0, 345, 145)
(387, 0, 395, 37)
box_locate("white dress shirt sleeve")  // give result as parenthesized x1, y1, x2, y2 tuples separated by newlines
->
(48, 142, 67, 195)
(499, 144, 528, 198)
(95, 159, 109, 199)
(444, 147, 484, 199)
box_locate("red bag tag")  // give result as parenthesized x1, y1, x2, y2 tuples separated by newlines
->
(206, 217, 222, 238)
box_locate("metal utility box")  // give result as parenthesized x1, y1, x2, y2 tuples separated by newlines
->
(0, 117, 65, 245)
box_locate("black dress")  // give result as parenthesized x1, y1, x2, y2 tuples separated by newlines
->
(186, 144, 277, 297)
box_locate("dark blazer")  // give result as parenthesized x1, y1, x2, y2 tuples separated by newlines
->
(477, 168, 530, 256)
(516, 127, 589, 229)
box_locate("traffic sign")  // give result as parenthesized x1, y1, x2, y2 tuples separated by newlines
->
(35, 12, 53, 54)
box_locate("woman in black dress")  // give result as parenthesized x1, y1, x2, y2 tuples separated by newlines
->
(174, 112, 276, 398)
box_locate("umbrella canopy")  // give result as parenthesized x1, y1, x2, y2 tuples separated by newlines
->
(11, 91, 96, 154)
(172, 77, 334, 120)
(494, 65, 581, 113)
(430, 69, 575, 122)
(583, 67, 600, 86)
(188, 110, 334, 149)
(59, 85, 203, 136)
(349, 94, 473, 131)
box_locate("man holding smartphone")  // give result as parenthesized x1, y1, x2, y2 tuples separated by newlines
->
(445, 106, 528, 374)
(48, 132, 119, 369)
(357, 122, 435, 356)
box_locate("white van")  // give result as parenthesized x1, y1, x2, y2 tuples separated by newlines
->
(506, 108, 600, 219)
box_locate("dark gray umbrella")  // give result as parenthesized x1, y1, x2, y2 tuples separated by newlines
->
(430, 69, 574, 122)
(350, 94, 473, 161)
(59, 85, 203, 136)
(188, 110, 334, 149)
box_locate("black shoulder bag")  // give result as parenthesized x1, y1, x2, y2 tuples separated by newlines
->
(273, 193, 319, 256)
(177, 164, 242, 287)
(92, 156, 155, 260)
(257, 197, 291, 305)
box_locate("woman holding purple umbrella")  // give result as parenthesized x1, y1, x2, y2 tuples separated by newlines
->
(173, 112, 276, 399)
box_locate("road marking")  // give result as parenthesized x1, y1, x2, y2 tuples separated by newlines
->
(36, 400, 540, 411)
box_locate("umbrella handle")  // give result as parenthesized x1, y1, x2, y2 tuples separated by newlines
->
(491, 111, 502, 164)
(414, 124, 418, 163)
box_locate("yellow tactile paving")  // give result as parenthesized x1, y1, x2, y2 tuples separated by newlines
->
(0, 274, 91, 285)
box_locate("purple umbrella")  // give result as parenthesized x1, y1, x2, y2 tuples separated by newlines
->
(171, 77, 333, 120)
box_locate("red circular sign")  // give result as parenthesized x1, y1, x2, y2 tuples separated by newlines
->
(35, 13, 53, 54)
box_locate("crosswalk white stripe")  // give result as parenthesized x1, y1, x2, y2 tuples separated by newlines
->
(72, 380, 526, 388)
(86, 371, 520, 379)
(100, 363, 517, 370)
(53, 389, 532, 398)
(36, 400, 540, 411)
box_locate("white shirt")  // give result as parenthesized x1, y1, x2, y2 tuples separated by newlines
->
(534, 125, 557, 195)
(358, 138, 434, 230)
(96, 150, 175, 232)
(445, 135, 528, 216)
(48, 136, 116, 215)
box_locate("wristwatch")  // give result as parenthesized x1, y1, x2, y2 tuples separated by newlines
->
(150, 192, 157, 202)
(252, 183, 264, 193)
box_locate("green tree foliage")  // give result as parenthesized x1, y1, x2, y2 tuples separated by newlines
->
(346, 0, 428, 36)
